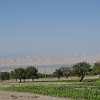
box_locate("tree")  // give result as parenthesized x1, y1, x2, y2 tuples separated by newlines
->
(26, 66, 38, 81)
(60, 67, 71, 79)
(53, 67, 71, 79)
(0, 72, 10, 82)
(14, 68, 26, 83)
(73, 62, 91, 82)
(10, 71, 17, 81)
(53, 68, 63, 79)
(36, 73, 45, 78)
(92, 62, 100, 78)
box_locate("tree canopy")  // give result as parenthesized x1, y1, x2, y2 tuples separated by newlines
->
(92, 61, 100, 78)
(14, 68, 26, 83)
(0, 72, 10, 82)
(73, 62, 91, 82)
(26, 66, 38, 81)
(53, 68, 63, 79)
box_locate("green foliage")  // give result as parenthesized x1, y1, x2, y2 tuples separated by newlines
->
(53, 67, 72, 79)
(14, 68, 26, 83)
(0, 72, 10, 82)
(25, 66, 38, 81)
(1, 81, 100, 100)
(37, 73, 45, 78)
(60, 67, 71, 78)
(92, 62, 100, 77)
(73, 62, 91, 82)
(10, 71, 16, 79)
(53, 68, 63, 79)
(45, 74, 53, 78)
(12, 66, 38, 82)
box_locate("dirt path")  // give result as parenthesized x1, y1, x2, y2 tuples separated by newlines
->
(0, 91, 71, 100)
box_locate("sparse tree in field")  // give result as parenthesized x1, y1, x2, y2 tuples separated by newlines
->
(14, 68, 26, 83)
(60, 67, 71, 79)
(72, 62, 91, 82)
(53, 68, 63, 79)
(26, 66, 38, 82)
(0, 72, 10, 82)
(53, 67, 71, 79)
(37, 73, 45, 78)
(92, 61, 100, 78)
(10, 71, 17, 81)
(45, 74, 53, 78)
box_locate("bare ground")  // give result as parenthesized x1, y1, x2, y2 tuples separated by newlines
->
(0, 91, 71, 100)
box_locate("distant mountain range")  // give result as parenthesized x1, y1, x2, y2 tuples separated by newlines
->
(0, 54, 100, 67)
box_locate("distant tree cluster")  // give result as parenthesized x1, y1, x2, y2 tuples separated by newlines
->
(92, 62, 100, 78)
(0, 66, 38, 83)
(0, 61, 100, 82)
(53, 61, 100, 82)
(53, 67, 71, 79)
(0, 72, 10, 82)
(11, 66, 38, 83)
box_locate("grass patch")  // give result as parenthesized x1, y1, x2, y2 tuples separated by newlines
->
(0, 80, 100, 100)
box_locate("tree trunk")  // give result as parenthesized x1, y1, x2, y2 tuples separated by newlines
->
(19, 79, 21, 83)
(32, 78, 34, 82)
(57, 76, 60, 80)
(66, 75, 68, 79)
(80, 76, 84, 82)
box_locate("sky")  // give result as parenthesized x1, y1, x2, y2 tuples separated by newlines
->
(0, 0, 100, 56)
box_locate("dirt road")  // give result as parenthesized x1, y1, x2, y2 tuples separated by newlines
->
(0, 91, 71, 100)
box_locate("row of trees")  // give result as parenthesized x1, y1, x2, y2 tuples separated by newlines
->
(0, 66, 38, 83)
(0, 61, 100, 82)
(10, 66, 38, 83)
(53, 62, 91, 82)
(53, 61, 100, 82)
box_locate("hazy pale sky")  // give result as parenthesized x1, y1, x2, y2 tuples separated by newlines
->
(0, 0, 100, 56)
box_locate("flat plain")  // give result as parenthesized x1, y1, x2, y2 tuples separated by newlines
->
(0, 76, 100, 100)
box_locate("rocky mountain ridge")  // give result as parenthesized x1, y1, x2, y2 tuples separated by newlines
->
(0, 54, 100, 67)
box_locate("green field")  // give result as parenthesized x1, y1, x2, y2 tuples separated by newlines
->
(0, 77, 100, 100)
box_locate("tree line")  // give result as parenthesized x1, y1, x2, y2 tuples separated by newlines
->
(0, 61, 100, 82)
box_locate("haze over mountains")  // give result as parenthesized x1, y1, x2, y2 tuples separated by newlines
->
(0, 54, 100, 67)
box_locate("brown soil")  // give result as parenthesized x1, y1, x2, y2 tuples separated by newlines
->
(0, 91, 71, 100)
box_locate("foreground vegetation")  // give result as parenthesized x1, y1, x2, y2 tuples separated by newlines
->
(0, 61, 100, 99)
(0, 78, 100, 100)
